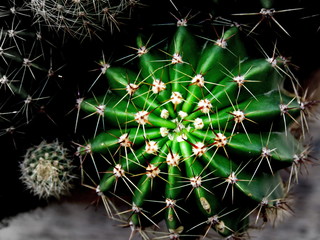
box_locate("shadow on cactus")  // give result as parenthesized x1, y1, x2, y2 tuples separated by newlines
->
(78, 23, 307, 239)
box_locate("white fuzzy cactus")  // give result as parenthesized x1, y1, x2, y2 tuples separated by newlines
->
(20, 140, 75, 199)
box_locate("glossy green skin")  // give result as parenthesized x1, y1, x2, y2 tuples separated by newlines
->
(80, 26, 301, 238)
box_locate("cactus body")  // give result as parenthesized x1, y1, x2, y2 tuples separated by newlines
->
(80, 25, 302, 238)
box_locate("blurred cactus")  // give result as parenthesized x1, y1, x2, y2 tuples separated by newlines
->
(27, 0, 142, 40)
(0, 0, 65, 143)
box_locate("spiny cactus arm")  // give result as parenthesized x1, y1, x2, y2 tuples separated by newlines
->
(162, 140, 190, 231)
(180, 140, 242, 237)
(98, 137, 169, 193)
(183, 131, 285, 202)
(181, 27, 247, 114)
(191, 130, 298, 164)
(136, 34, 175, 117)
(136, 34, 170, 84)
(97, 153, 146, 194)
(227, 132, 300, 163)
(164, 140, 180, 198)
(183, 62, 293, 123)
(201, 151, 285, 203)
(79, 128, 164, 154)
(180, 141, 221, 216)
(183, 140, 253, 237)
(196, 27, 246, 81)
(98, 170, 117, 194)
(164, 170, 184, 230)
(169, 26, 199, 99)
(197, 90, 300, 130)
(130, 143, 169, 227)
(105, 67, 163, 115)
(207, 58, 286, 109)
(80, 94, 176, 129)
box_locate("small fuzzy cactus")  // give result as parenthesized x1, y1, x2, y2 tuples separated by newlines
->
(20, 140, 75, 199)
(78, 22, 307, 239)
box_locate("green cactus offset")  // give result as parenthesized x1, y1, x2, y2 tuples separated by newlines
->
(78, 21, 308, 239)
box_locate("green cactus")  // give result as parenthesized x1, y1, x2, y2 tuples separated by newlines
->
(77, 22, 307, 238)
(20, 140, 75, 199)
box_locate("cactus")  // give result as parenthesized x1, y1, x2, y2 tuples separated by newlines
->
(27, 0, 142, 40)
(78, 21, 308, 239)
(0, 0, 66, 142)
(20, 139, 75, 199)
